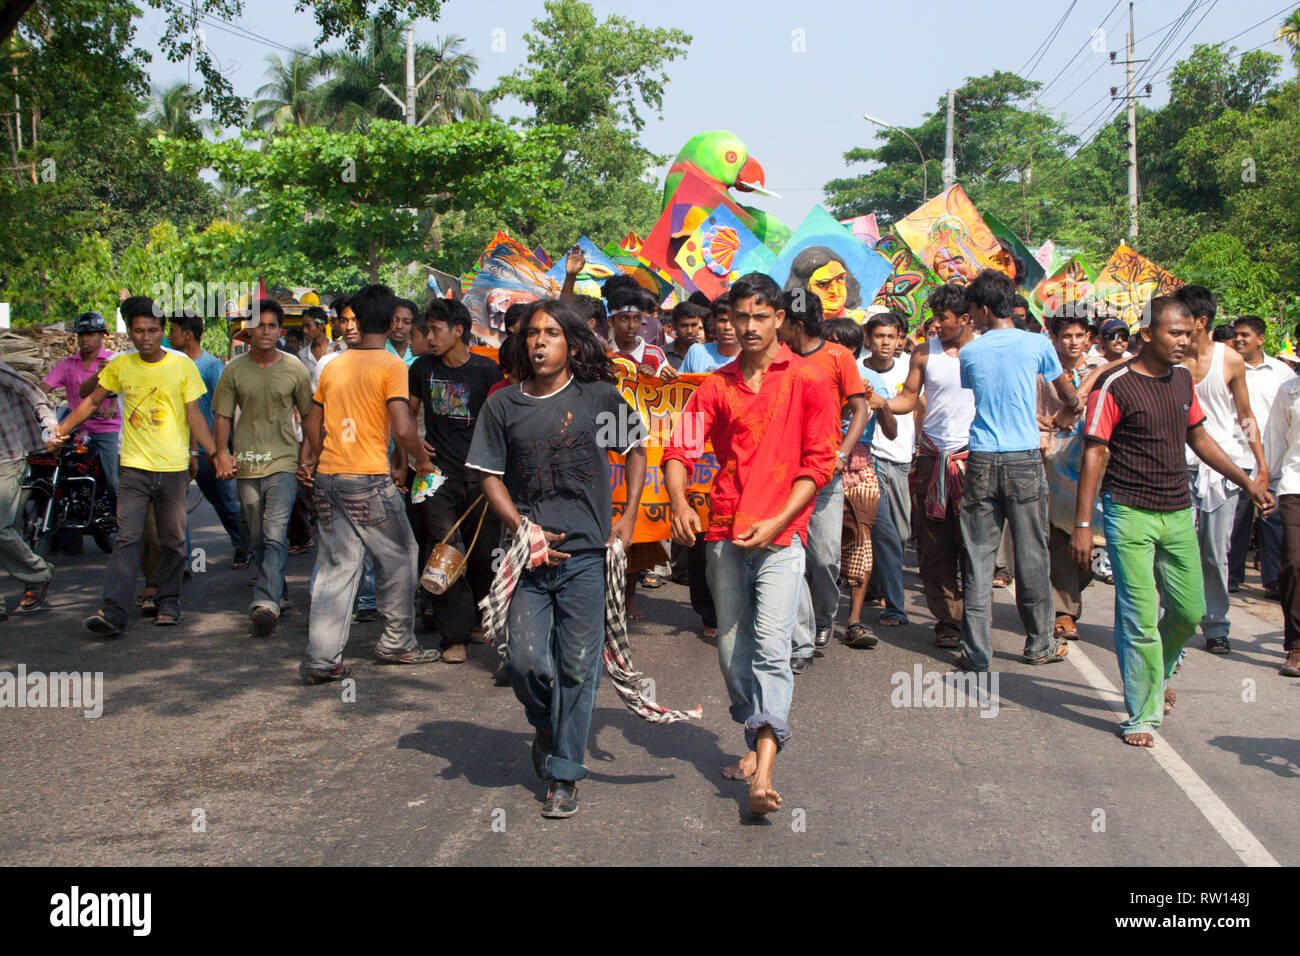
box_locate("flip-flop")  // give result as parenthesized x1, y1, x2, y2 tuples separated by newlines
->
(18, 583, 48, 611)
(139, 596, 158, 617)
(155, 609, 181, 626)
(639, 572, 666, 589)
(85, 610, 125, 638)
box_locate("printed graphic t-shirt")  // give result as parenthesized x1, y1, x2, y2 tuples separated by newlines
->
(212, 352, 314, 478)
(467, 378, 646, 553)
(314, 347, 409, 476)
(408, 352, 503, 482)
(98, 351, 206, 472)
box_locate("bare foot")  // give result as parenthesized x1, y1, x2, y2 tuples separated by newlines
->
(702, 626, 718, 639)
(748, 779, 782, 815)
(626, 599, 642, 621)
(1164, 687, 1176, 715)
(1123, 732, 1155, 748)
(722, 750, 757, 781)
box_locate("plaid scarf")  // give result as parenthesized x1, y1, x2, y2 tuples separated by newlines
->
(479, 521, 701, 725)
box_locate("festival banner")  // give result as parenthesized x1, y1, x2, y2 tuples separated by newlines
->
(1091, 243, 1185, 327)
(840, 214, 881, 246)
(871, 232, 938, 327)
(1029, 254, 1097, 319)
(602, 241, 675, 301)
(673, 205, 766, 300)
(545, 236, 623, 293)
(893, 185, 1003, 286)
(641, 169, 760, 291)
(462, 231, 559, 343)
(983, 212, 1047, 291)
(766, 205, 894, 323)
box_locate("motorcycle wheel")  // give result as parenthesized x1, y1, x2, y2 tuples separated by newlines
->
(92, 525, 117, 554)
(20, 494, 53, 559)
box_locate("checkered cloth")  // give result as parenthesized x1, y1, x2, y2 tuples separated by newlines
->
(479, 520, 702, 725)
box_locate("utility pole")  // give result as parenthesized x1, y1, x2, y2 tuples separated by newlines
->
(377, 23, 445, 127)
(943, 88, 956, 190)
(1109, 2, 1150, 238)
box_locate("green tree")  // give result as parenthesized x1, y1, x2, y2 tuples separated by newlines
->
(489, 0, 690, 252)
(145, 82, 214, 139)
(248, 51, 328, 133)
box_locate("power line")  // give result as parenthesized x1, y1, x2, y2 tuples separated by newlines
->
(1031, 0, 1125, 106)
(1018, 0, 1081, 79)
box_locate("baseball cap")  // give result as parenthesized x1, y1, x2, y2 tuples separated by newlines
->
(1100, 318, 1130, 337)
(72, 311, 107, 334)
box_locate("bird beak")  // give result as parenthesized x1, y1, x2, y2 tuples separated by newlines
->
(736, 157, 780, 198)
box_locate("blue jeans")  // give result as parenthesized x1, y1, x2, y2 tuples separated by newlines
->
(1228, 471, 1281, 588)
(188, 455, 242, 558)
(870, 459, 909, 623)
(707, 538, 805, 752)
(309, 549, 375, 610)
(1189, 470, 1237, 641)
(503, 550, 606, 782)
(958, 450, 1057, 670)
(302, 473, 418, 675)
(793, 474, 843, 658)
(237, 472, 295, 615)
(86, 431, 119, 494)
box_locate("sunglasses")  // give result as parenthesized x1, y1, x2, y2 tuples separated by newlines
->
(1103, 331, 1130, 341)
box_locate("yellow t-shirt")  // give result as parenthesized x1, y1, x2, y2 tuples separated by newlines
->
(314, 348, 408, 475)
(98, 352, 207, 472)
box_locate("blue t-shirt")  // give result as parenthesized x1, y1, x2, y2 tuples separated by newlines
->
(680, 342, 739, 375)
(192, 350, 224, 427)
(959, 328, 1062, 452)
(852, 365, 890, 447)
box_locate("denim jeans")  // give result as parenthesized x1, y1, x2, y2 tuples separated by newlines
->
(188, 455, 242, 560)
(1228, 472, 1281, 588)
(707, 538, 805, 752)
(104, 467, 189, 626)
(0, 458, 52, 614)
(86, 431, 119, 494)
(302, 473, 418, 675)
(236, 472, 296, 615)
(793, 474, 843, 658)
(958, 450, 1056, 670)
(1188, 470, 1237, 641)
(503, 549, 606, 782)
(308, 549, 375, 610)
(869, 459, 908, 623)
(872, 457, 911, 544)
(1104, 497, 1205, 735)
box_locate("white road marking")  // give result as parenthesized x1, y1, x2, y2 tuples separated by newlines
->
(1067, 641, 1279, 867)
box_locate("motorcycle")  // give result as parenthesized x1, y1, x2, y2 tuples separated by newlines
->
(20, 428, 118, 558)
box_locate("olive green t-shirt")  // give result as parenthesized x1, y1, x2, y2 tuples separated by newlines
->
(211, 351, 314, 478)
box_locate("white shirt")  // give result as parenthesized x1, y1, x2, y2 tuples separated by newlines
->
(1265, 377, 1300, 496)
(860, 355, 914, 464)
(1237, 354, 1296, 469)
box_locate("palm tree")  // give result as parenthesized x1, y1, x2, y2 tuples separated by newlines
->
(215, 177, 252, 223)
(1277, 9, 1300, 67)
(145, 82, 213, 139)
(315, 23, 488, 131)
(248, 51, 327, 132)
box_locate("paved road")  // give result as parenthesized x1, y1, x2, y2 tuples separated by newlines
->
(1, 502, 1295, 866)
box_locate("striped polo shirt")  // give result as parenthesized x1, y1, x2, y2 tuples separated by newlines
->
(1083, 361, 1206, 512)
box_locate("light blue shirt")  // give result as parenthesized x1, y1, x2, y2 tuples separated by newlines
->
(191, 350, 225, 428)
(855, 365, 890, 447)
(386, 340, 415, 367)
(959, 328, 1062, 453)
(680, 342, 739, 375)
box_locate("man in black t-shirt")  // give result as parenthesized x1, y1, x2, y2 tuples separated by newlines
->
(406, 299, 504, 662)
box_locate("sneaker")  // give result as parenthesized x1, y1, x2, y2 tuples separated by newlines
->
(250, 606, 277, 637)
(541, 780, 579, 818)
(353, 607, 380, 623)
(1280, 650, 1300, 677)
(303, 663, 352, 684)
(1205, 636, 1231, 655)
(373, 645, 440, 664)
(441, 643, 467, 664)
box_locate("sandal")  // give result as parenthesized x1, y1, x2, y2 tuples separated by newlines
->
(155, 609, 181, 626)
(18, 582, 48, 611)
(1054, 616, 1079, 641)
(844, 623, 878, 648)
(992, 570, 1012, 589)
(701, 626, 718, 640)
(139, 595, 158, 617)
(639, 572, 666, 589)
(231, 552, 252, 569)
(1025, 642, 1069, 665)
(85, 610, 125, 638)
(877, 617, 903, 628)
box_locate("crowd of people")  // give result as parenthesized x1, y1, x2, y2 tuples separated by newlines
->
(0, 254, 1296, 819)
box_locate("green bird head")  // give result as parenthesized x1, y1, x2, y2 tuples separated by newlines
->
(664, 130, 778, 207)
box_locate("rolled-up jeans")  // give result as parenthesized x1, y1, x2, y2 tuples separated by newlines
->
(302, 473, 418, 675)
(792, 473, 843, 659)
(707, 537, 805, 752)
(504, 549, 606, 782)
(958, 450, 1056, 671)
(237, 471, 296, 615)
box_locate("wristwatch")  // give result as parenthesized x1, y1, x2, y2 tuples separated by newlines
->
(836, 450, 849, 465)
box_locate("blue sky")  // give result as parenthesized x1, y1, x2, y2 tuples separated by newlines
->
(136, 0, 1299, 229)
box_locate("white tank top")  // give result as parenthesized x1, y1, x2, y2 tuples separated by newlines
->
(1187, 342, 1244, 466)
(922, 336, 975, 452)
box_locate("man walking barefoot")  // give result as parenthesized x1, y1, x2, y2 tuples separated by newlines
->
(664, 273, 838, 816)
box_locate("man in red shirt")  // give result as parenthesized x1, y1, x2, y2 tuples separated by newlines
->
(664, 272, 838, 818)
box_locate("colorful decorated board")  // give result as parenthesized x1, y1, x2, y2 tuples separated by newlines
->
(673, 205, 766, 300)
(766, 205, 894, 323)
(840, 214, 881, 246)
(544, 236, 622, 298)
(894, 185, 1003, 286)
(602, 241, 674, 301)
(983, 212, 1046, 291)
(871, 233, 938, 326)
(642, 169, 761, 292)
(462, 231, 559, 342)
(1090, 243, 1185, 326)
(1029, 254, 1097, 319)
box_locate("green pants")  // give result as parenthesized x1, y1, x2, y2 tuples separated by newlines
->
(1103, 498, 1206, 736)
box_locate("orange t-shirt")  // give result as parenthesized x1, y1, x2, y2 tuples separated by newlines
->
(313, 347, 408, 475)
(800, 339, 864, 420)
